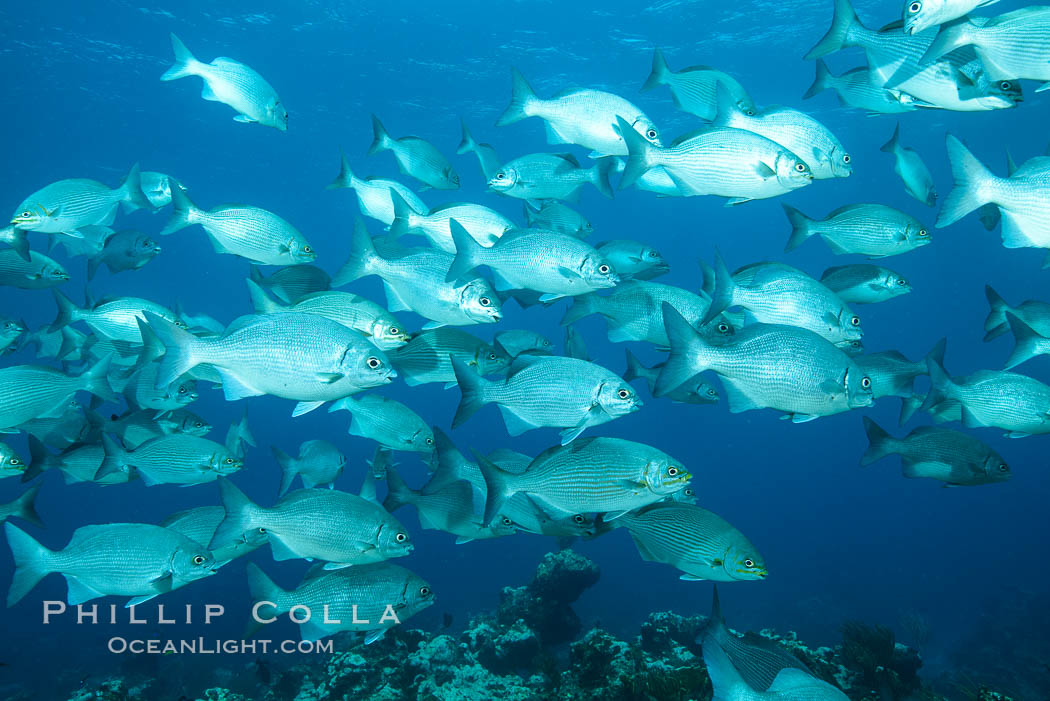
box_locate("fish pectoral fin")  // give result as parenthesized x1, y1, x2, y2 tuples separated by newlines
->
(602, 510, 631, 521)
(555, 265, 583, 280)
(126, 594, 161, 608)
(615, 479, 646, 492)
(422, 321, 447, 330)
(818, 379, 843, 395)
(315, 372, 344, 384)
(538, 293, 567, 302)
(215, 369, 264, 401)
(364, 629, 387, 645)
(454, 536, 475, 545)
(64, 576, 107, 606)
(679, 574, 707, 582)
(724, 197, 753, 207)
(789, 413, 819, 423)
(752, 162, 776, 179)
(559, 424, 589, 445)
(62, 229, 86, 239)
(292, 400, 326, 417)
(268, 534, 302, 561)
(233, 114, 257, 124)
(321, 562, 354, 571)
(1006, 431, 1031, 438)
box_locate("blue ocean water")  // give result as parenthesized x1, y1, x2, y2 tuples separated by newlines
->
(1, 0, 1048, 697)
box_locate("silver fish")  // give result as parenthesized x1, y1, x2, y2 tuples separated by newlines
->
(121, 364, 198, 414)
(249, 264, 330, 304)
(496, 67, 662, 157)
(18, 399, 90, 450)
(452, 355, 642, 444)
(903, 0, 1001, 35)
(51, 291, 182, 343)
(161, 189, 315, 265)
(457, 119, 502, 182)
(91, 408, 211, 449)
(853, 340, 944, 399)
(22, 438, 126, 486)
(160, 33, 287, 130)
(882, 123, 937, 206)
(326, 151, 429, 225)
(161, 505, 267, 564)
(703, 631, 849, 700)
(0, 250, 69, 289)
(5, 522, 216, 607)
(0, 358, 115, 431)
(11, 164, 150, 234)
(642, 48, 755, 120)
(330, 394, 434, 453)
(494, 330, 554, 358)
(924, 356, 1050, 436)
(0, 487, 41, 527)
(922, 7, 1050, 85)
(784, 202, 931, 257)
(390, 328, 509, 387)
(369, 115, 459, 190)
(595, 240, 669, 280)
(522, 200, 593, 238)
(140, 172, 187, 209)
(996, 313, 1050, 368)
(98, 434, 242, 487)
(389, 191, 512, 253)
(489, 153, 614, 202)
(819, 265, 912, 304)
(87, 229, 161, 280)
(1, 442, 26, 479)
(273, 440, 346, 496)
(0, 225, 30, 261)
(385, 467, 515, 543)
(624, 348, 720, 405)
(804, 60, 921, 114)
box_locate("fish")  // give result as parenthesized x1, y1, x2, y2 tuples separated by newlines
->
(496, 67, 661, 157)
(618, 119, 813, 204)
(1, 442, 27, 479)
(246, 561, 433, 642)
(457, 119, 502, 181)
(334, 220, 502, 328)
(819, 265, 912, 305)
(921, 7, 1050, 85)
(161, 505, 267, 564)
(51, 291, 183, 343)
(249, 264, 331, 304)
(369, 115, 459, 190)
(273, 440, 346, 495)
(0, 487, 42, 528)
(1000, 313, 1050, 369)
(139, 172, 187, 209)
(446, 223, 619, 301)
(984, 285, 1050, 341)
(326, 151, 429, 225)
(0, 317, 25, 355)
(21, 438, 125, 486)
(148, 312, 394, 416)
(0, 226, 31, 261)
(476, 436, 690, 524)
(624, 348, 720, 405)
(87, 230, 161, 280)
(97, 434, 242, 487)
(18, 399, 90, 449)
(210, 480, 412, 567)
(614, 502, 767, 581)
(803, 60, 921, 114)
(160, 33, 287, 130)
(853, 339, 945, 399)
(0, 250, 70, 289)
(52, 225, 113, 258)
(522, 200, 593, 238)
(90, 408, 211, 449)
(861, 417, 1011, 486)
(384, 467, 515, 543)
(488, 153, 615, 202)
(712, 86, 851, 180)
(389, 328, 509, 387)
(452, 355, 642, 444)
(5, 522, 217, 607)
(939, 134, 1050, 250)
(783, 203, 931, 257)
(161, 188, 315, 265)
(706, 257, 863, 346)
(564, 325, 590, 362)
(0, 358, 116, 431)
(11, 164, 150, 234)
(246, 279, 410, 350)
(903, 0, 1001, 35)
(329, 395, 434, 453)
(562, 279, 732, 348)
(595, 240, 669, 280)
(494, 330, 554, 358)
(120, 364, 198, 414)
(641, 48, 756, 121)
(923, 356, 1050, 437)
(388, 191, 512, 252)
(659, 304, 874, 421)
(881, 123, 937, 206)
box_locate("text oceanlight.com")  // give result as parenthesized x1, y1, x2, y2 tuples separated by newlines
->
(107, 637, 333, 655)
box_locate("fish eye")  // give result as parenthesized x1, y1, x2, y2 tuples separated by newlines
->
(743, 558, 755, 568)
(425, 437, 434, 445)
(303, 245, 313, 253)
(647, 250, 658, 258)
(598, 264, 611, 274)
(367, 356, 381, 369)
(707, 388, 717, 396)
(501, 517, 513, 526)
(20, 211, 30, 218)
(998, 463, 1008, 472)
(225, 457, 234, 464)
(617, 388, 630, 399)
(396, 533, 408, 543)
(667, 466, 680, 476)
(488, 352, 497, 360)
(193, 555, 206, 565)
(717, 322, 729, 333)
(918, 229, 929, 237)
(495, 172, 505, 180)
(178, 387, 187, 394)
(908, 1, 921, 12)
(9, 457, 21, 466)
(745, 109, 756, 116)
(794, 163, 806, 172)
(850, 316, 860, 327)
(1000, 81, 1011, 90)
(480, 297, 491, 307)
(645, 128, 657, 139)
(389, 326, 400, 335)
(843, 155, 851, 164)
(684, 488, 694, 496)
(258, 527, 267, 533)
(573, 514, 586, 524)
(861, 377, 872, 389)
(898, 278, 907, 286)
(419, 586, 431, 596)
(195, 421, 204, 428)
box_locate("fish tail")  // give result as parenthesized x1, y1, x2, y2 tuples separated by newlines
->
(475, 451, 516, 527)
(701, 635, 748, 701)
(160, 33, 201, 81)
(326, 149, 356, 190)
(22, 436, 57, 483)
(456, 118, 477, 155)
(560, 293, 597, 326)
(445, 218, 483, 284)
(451, 357, 496, 428)
(702, 250, 735, 324)
(711, 82, 743, 128)
(147, 312, 204, 389)
(622, 348, 651, 391)
(118, 163, 152, 214)
(860, 416, 895, 466)
(332, 218, 380, 287)
(246, 563, 289, 616)
(271, 446, 298, 497)
(160, 186, 199, 235)
(656, 302, 711, 397)
(387, 189, 418, 240)
(80, 354, 118, 403)
(564, 325, 590, 361)
(803, 58, 833, 99)
(211, 479, 263, 549)
(782, 204, 817, 252)
(919, 18, 971, 65)
(983, 285, 1011, 340)
(368, 114, 392, 156)
(925, 337, 947, 369)
(246, 278, 283, 314)
(226, 412, 255, 457)
(134, 319, 165, 372)
(48, 289, 80, 333)
(95, 434, 130, 481)
(1004, 312, 1049, 370)
(939, 134, 998, 228)
(899, 394, 923, 426)
(5, 523, 55, 607)
(86, 255, 101, 281)
(495, 67, 537, 127)
(879, 122, 901, 154)
(10, 486, 43, 528)
(381, 465, 417, 512)
(5, 227, 30, 262)
(698, 259, 716, 296)
(641, 47, 670, 91)
(920, 354, 957, 414)
(590, 157, 616, 199)
(804, 0, 858, 60)
(616, 116, 655, 190)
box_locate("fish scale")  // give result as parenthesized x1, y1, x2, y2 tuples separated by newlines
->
(716, 106, 850, 179)
(571, 281, 717, 346)
(927, 9, 1050, 82)
(0, 250, 68, 288)
(949, 371, 1050, 433)
(372, 247, 494, 324)
(391, 328, 506, 386)
(250, 286, 407, 350)
(0, 366, 91, 429)
(117, 435, 235, 484)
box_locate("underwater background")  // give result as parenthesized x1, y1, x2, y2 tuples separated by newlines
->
(1, 0, 1049, 698)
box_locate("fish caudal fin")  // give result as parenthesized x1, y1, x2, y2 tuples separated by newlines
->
(5, 228, 30, 262)
(368, 115, 392, 156)
(702, 250, 735, 324)
(211, 479, 262, 549)
(246, 278, 283, 314)
(879, 122, 901, 154)
(457, 118, 477, 155)
(326, 149, 356, 190)
(616, 116, 655, 190)
(860, 416, 894, 466)
(95, 434, 130, 481)
(590, 158, 616, 199)
(919, 19, 970, 66)
(899, 394, 923, 426)
(560, 293, 597, 326)
(160, 187, 199, 236)
(445, 218, 484, 284)
(146, 311, 204, 389)
(1004, 312, 1049, 369)
(79, 354, 118, 403)
(381, 465, 417, 512)
(641, 47, 670, 91)
(983, 285, 1010, 340)
(48, 289, 79, 333)
(782, 204, 816, 252)
(160, 33, 201, 81)
(118, 163, 151, 214)
(475, 451, 515, 526)
(272, 446, 298, 497)
(10, 486, 43, 528)
(920, 354, 957, 414)
(803, 58, 833, 99)
(939, 134, 997, 228)
(5, 523, 55, 607)
(495, 67, 537, 127)
(246, 563, 289, 617)
(656, 302, 710, 397)
(387, 189, 418, 240)
(622, 348, 653, 392)
(804, 0, 859, 60)
(451, 357, 496, 428)
(333, 218, 379, 287)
